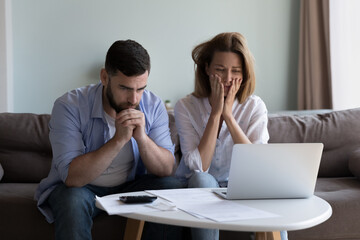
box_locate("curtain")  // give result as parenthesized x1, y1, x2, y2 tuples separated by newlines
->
(298, 0, 332, 110)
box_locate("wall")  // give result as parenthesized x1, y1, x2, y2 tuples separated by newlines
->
(11, 0, 300, 114)
(0, 0, 13, 112)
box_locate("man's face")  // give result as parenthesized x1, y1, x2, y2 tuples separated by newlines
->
(104, 70, 148, 113)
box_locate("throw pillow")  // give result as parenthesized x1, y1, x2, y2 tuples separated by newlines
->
(348, 148, 360, 179)
(0, 163, 3, 181)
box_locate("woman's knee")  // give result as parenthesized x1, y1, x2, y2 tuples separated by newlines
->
(188, 172, 219, 188)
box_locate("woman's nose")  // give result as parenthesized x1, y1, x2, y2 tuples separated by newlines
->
(222, 71, 232, 85)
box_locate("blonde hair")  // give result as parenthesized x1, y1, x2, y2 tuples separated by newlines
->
(192, 32, 256, 103)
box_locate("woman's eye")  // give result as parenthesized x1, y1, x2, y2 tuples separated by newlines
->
(216, 68, 224, 72)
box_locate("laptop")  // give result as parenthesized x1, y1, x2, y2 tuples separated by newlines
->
(213, 143, 324, 199)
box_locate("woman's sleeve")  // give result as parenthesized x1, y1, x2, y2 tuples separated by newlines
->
(246, 99, 270, 144)
(174, 100, 206, 172)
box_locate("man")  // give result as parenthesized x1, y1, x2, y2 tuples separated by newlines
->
(35, 40, 184, 239)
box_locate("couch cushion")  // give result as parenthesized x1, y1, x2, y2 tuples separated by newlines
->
(0, 183, 127, 240)
(0, 113, 52, 183)
(289, 177, 360, 240)
(268, 108, 360, 177)
(0, 183, 55, 238)
(348, 149, 360, 179)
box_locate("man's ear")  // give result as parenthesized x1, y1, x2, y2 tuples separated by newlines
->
(100, 68, 108, 85)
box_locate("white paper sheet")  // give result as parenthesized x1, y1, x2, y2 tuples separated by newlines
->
(96, 189, 280, 222)
(146, 189, 280, 222)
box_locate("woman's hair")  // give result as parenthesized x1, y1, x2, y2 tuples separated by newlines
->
(192, 32, 256, 103)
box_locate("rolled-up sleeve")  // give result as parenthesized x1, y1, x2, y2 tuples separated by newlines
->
(145, 97, 175, 162)
(246, 99, 270, 144)
(49, 100, 85, 183)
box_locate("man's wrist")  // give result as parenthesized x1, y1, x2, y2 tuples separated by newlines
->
(109, 137, 128, 151)
(134, 133, 149, 147)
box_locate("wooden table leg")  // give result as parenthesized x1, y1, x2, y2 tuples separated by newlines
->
(123, 218, 145, 240)
(255, 231, 281, 240)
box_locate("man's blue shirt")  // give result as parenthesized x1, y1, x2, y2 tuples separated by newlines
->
(35, 83, 175, 223)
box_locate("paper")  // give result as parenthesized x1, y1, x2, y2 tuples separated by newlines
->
(146, 200, 177, 211)
(95, 194, 175, 215)
(146, 189, 279, 222)
(96, 189, 280, 222)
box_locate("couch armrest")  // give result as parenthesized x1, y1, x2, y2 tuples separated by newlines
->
(0, 163, 3, 181)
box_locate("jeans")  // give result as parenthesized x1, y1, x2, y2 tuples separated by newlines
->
(187, 172, 220, 240)
(48, 174, 186, 240)
(187, 172, 288, 240)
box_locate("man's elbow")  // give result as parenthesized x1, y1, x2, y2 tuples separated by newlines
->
(162, 161, 176, 176)
(151, 162, 174, 177)
(65, 177, 86, 188)
(161, 166, 174, 177)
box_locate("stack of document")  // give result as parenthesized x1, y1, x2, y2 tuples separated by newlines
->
(96, 188, 279, 222)
(146, 189, 279, 222)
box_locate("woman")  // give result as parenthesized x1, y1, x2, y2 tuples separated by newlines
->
(174, 32, 287, 240)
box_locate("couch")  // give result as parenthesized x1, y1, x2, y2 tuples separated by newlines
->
(1, 107, 360, 240)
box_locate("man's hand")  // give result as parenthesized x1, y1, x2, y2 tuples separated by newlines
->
(223, 78, 242, 120)
(116, 108, 174, 176)
(113, 117, 134, 144)
(116, 108, 146, 143)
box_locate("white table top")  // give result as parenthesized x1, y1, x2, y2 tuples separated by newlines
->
(97, 188, 332, 232)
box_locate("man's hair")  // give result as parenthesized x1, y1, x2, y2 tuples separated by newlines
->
(192, 32, 256, 103)
(105, 40, 151, 77)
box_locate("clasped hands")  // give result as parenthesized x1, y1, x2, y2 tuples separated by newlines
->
(209, 74, 242, 120)
(114, 109, 146, 143)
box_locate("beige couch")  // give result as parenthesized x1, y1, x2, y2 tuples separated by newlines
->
(1, 107, 360, 240)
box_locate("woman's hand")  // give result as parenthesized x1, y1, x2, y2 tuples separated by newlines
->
(223, 78, 242, 120)
(209, 74, 224, 117)
(222, 78, 251, 144)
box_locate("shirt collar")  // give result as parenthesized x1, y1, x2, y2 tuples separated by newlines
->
(91, 83, 105, 120)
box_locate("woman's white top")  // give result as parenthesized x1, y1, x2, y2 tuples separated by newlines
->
(174, 94, 269, 182)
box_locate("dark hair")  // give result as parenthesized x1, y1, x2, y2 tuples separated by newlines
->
(105, 40, 151, 77)
(192, 32, 256, 103)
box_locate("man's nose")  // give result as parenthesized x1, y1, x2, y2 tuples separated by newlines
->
(128, 91, 137, 104)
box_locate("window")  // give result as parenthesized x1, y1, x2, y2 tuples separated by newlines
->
(330, 0, 360, 110)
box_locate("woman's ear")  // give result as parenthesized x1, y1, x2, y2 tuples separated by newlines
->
(100, 68, 108, 85)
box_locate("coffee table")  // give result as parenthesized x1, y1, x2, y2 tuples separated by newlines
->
(96, 188, 332, 240)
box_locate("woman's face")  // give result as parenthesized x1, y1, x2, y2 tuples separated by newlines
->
(206, 51, 243, 96)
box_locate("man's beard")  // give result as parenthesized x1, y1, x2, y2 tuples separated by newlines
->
(106, 84, 139, 113)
